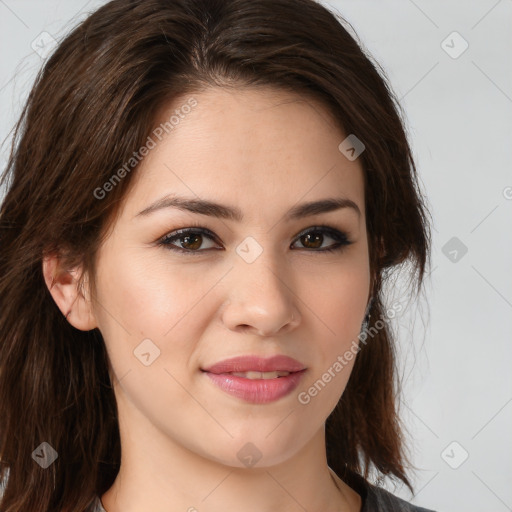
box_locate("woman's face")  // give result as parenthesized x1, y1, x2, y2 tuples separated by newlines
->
(88, 86, 370, 467)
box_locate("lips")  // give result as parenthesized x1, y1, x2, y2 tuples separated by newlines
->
(201, 355, 307, 403)
(201, 354, 306, 374)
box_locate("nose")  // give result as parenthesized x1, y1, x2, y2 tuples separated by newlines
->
(220, 250, 301, 337)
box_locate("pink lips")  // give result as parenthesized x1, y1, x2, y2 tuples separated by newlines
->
(201, 355, 307, 404)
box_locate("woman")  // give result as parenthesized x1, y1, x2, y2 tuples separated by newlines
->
(0, 0, 435, 510)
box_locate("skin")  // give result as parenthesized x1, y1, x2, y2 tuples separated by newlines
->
(43, 86, 371, 512)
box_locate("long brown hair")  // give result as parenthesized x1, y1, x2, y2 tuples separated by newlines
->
(0, 0, 431, 510)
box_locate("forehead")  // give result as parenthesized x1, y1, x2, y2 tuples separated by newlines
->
(121, 86, 365, 222)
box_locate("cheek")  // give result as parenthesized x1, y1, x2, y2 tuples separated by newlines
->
(298, 250, 370, 337)
(92, 248, 214, 378)
(294, 251, 369, 399)
(306, 271, 367, 328)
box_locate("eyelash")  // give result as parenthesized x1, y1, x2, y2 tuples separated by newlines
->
(157, 223, 353, 255)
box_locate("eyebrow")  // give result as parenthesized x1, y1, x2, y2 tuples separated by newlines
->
(135, 194, 361, 221)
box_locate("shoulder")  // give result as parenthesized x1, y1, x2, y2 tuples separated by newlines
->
(340, 467, 438, 512)
(366, 484, 437, 512)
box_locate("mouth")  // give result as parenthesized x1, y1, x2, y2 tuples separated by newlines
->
(200, 354, 307, 403)
(228, 370, 294, 379)
(201, 367, 307, 404)
(201, 354, 306, 375)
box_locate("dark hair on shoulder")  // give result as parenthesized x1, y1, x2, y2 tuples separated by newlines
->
(0, 0, 431, 510)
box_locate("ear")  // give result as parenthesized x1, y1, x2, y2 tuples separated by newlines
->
(42, 252, 98, 331)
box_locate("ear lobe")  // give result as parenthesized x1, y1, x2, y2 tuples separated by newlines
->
(42, 253, 98, 331)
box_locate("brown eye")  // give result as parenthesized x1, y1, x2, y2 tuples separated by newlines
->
(177, 233, 203, 250)
(292, 227, 351, 252)
(299, 231, 324, 249)
(159, 228, 220, 254)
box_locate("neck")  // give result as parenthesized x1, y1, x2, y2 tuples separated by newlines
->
(100, 392, 361, 512)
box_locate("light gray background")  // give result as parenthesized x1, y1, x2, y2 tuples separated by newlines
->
(1, 1, 511, 511)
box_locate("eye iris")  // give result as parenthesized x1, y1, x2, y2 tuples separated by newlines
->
(181, 233, 202, 250)
(302, 232, 323, 249)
